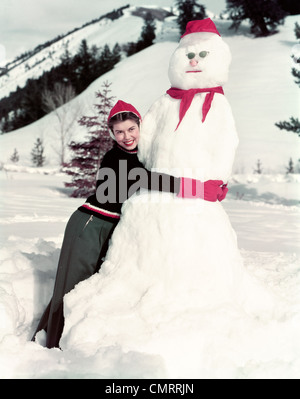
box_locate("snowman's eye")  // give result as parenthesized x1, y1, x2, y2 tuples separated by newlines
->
(199, 51, 209, 58)
(187, 52, 196, 60)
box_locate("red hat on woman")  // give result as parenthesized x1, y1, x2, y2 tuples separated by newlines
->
(181, 18, 221, 38)
(108, 100, 142, 124)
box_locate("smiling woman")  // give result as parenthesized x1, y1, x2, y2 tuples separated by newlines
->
(31, 99, 215, 349)
(113, 120, 140, 150)
(108, 106, 141, 152)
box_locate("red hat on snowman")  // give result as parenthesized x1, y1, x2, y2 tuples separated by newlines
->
(181, 18, 221, 38)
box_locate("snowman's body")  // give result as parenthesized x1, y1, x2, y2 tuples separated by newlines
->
(139, 91, 238, 182)
(61, 21, 276, 377)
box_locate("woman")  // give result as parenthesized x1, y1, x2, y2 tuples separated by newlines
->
(32, 100, 227, 349)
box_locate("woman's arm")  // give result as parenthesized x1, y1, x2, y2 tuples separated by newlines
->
(131, 167, 228, 202)
(141, 170, 180, 194)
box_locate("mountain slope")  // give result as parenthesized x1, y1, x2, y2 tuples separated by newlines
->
(0, 5, 171, 99)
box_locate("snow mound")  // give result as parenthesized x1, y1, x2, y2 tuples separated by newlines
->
(59, 193, 300, 379)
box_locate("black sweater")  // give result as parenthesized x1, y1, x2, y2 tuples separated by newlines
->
(79, 144, 180, 222)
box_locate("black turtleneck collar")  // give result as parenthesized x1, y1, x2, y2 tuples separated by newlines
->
(116, 143, 138, 155)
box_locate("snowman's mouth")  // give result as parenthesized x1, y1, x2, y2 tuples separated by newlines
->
(186, 70, 202, 73)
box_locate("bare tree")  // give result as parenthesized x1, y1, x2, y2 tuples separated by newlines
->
(42, 82, 78, 165)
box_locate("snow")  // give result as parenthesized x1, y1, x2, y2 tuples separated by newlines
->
(0, 11, 300, 379)
(0, 169, 299, 379)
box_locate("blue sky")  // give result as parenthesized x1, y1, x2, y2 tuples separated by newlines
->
(0, 0, 226, 62)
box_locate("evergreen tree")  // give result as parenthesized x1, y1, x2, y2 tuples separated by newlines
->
(295, 22, 300, 41)
(286, 158, 294, 174)
(125, 13, 157, 56)
(98, 44, 120, 76)
(31, 138, 46, 167)
(21, 79, 44, 124)
(275, 23, 300, 138)
(139, 12, 156, 48)
(253, 159, 263, 174)
(276, 117, 300, 137)
(73, 39, 94, 92)
(10, 148, 19, 163)
(278, 0, 300, 15)
(226, 0, 287, 37)
(63, 81, 115, 198)
(112, 43, 122, 60)
(175, 0, 206, 35)
(59, 42, 77, 88)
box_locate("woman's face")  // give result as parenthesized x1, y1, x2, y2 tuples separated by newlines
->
(112, 119, 140, 151)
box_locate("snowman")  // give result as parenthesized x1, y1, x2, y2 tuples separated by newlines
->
(139, 18, 238, 183)
(61, 19, 277, 378)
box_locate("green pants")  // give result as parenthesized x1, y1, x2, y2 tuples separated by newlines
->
(32, 210, 118, 349)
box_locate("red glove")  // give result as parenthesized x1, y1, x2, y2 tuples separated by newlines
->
(204, 180, 228, 202)
(178, 178, 228, 201)
(217, 183, 228, 201)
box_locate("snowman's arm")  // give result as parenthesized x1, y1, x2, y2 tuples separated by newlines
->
(138, 95, 167, 168)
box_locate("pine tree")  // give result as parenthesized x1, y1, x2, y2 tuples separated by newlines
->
(226, 0, 287, 37)
(98, 44, 120, 75)
(139, 12, 156, 48)
(253, 159, 263, 174)
(278, 0, 300, 15)
(286, 158, 294, 174)
(112, 43, 122, 60)
(125, 13, 157, 56)
(275, 23, 300, 138)
(295, 22, 300, 40)
(21, 79, 44, 125)
(63, 81, 115, 198)
(275, 117, 300, 137)
(175, 0, 206, 35)
(73, 39, 94, 92)
(59, 42, 77, 88)
(10, 148, 19, 163)
(31, 138, 46, 167)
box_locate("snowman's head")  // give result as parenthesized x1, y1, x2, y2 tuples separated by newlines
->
(168, 20, 231, 90)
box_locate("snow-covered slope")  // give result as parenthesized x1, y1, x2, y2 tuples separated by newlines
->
(0, 6, 152, 99)
(0, 15, 299, 174)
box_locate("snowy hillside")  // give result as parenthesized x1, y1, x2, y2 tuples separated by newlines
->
(0, 5, 167, 99)
(0, 14, 299, 174)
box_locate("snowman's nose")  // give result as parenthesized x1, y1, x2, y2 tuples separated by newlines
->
(189, 58, 198, 67)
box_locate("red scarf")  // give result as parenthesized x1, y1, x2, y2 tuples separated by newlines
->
(166, 86, 224, 130)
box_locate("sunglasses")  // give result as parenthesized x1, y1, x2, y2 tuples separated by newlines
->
(186, 51, 209, 59)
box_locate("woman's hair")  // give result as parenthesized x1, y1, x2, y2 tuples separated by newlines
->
(108, 112, 140, 132)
